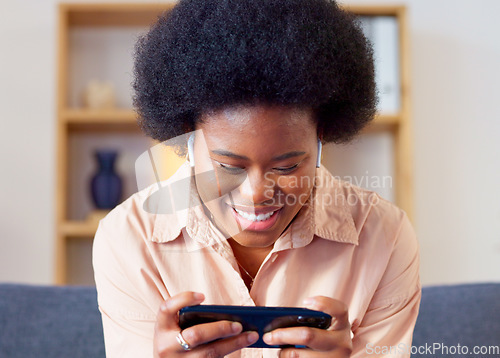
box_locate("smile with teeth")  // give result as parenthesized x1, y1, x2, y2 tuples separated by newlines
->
(233, 208, 279, 222)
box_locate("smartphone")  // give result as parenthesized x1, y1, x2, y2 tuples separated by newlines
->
(179, 305, 332, 348)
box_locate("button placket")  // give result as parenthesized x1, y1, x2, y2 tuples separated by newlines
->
(212, 241, 255, 302)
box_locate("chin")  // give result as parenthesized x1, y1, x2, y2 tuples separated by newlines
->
(229, 230, 280, 248)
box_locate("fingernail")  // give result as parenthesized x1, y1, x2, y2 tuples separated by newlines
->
(193, 292, 204, 300)
(160, 301, 168, 312)
(329, 318, 337, 329)
(303, 298, 315, 306)
(247, 331, 259, 344)
(262, 332, 272, 344)
(231, 322, 243, 333)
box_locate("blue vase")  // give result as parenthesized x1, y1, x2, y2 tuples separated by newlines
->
(90, 150, 122, 209)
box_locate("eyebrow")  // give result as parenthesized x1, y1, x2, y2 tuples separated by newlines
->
(210, 150, 306, 161)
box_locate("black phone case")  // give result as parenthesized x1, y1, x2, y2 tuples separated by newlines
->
(179, 305, 332, 348)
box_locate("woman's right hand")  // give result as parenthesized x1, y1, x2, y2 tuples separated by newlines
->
(154, 292, 259, 357)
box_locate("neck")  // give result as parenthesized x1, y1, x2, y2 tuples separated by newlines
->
(228, 239, 273, 278)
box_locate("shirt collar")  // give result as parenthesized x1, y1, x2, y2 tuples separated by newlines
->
(148, 163, 358, 247)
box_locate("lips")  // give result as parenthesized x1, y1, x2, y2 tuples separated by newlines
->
(229, 205, 283, 231)
(234, 208, 278, 222)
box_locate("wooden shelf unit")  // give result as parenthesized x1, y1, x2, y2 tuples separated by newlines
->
(55, 3, 412, 284)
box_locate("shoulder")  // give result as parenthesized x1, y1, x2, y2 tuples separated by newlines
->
(92, 184, 160, 284)
(92, 164, 191, 308)
(315, 166, 413, 247)
(332, 175, 420, 295)
(346, 183, 409, 243)
(94, 162, 192, 250)
(96, 183, 158, 243)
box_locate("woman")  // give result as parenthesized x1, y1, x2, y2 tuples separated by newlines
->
(93, 0, 421, 357)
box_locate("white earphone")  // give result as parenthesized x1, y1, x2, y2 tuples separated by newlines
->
(316, 138, 322, 168)
(187, 133, 195, 167)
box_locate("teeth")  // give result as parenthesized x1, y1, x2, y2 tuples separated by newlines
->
(234, 208, 277, 222)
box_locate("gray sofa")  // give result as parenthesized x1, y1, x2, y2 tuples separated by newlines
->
(0, 283, 499, 357)
(0, 285, 105, 358)
(412, 283, 500, 357)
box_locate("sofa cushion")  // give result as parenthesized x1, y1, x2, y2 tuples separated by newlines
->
(0, 284, 105, 358)
(412, 283, 500, 357)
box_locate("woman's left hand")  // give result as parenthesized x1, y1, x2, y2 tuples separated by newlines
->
(263, 296, 352, 357)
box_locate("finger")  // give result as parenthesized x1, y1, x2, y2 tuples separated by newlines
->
(198, 331, 259, 357)
(181, 320, 243, 347)
(279, 345, 352, 358)
(263, 326, 346, 351)
(157, 292, 205, 331)
(303, 296, 349, 330)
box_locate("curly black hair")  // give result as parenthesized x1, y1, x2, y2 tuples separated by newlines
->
(133, 0, 376, 146)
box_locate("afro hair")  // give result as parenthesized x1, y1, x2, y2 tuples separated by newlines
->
(133, 0, 377, 145)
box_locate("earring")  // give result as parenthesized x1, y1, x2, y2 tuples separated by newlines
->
(316, 138, 322, 168)
(187, 133, 195, 167)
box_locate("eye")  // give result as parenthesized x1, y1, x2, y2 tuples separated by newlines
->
(215, 161, 246, 175)
(273, 164, 299, 174)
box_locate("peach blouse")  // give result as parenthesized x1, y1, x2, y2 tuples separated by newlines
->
(93, 163, 420, 357)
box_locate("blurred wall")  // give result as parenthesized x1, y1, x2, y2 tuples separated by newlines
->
(0, 0, 499, 285)
(0, 0, 57, 283)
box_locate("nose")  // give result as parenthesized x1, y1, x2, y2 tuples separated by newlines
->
(238, 170, 275, 205)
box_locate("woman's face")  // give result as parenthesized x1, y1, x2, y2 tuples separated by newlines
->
(193, 105, 318, 248)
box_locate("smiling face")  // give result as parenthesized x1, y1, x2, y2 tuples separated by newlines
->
(192, 105, 318, 249)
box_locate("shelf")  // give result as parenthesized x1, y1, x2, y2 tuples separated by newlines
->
(60, 108, 399, 129)
(62, 108, 136, 123)
(59, 211, 109, 238)
(344, 4, 405, 17)
(62, 3, 174, 27)
(60, 220, 99, 238)
(375, 113, 399, 125)
(61, 109, 141, 132)
(61, 3, 404, 27)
